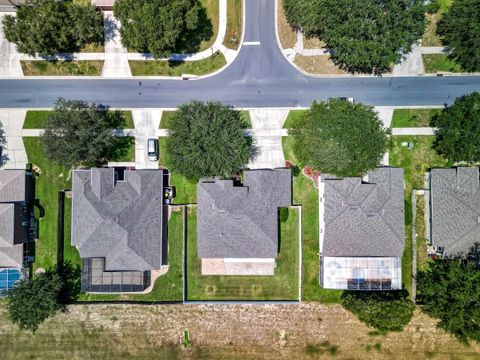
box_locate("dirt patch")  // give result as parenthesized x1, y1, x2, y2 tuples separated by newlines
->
(294, 55, 347, 75)
(277, 1, 296, 49)
(303, 36, 326, 49)
(1, 303, 479, 359)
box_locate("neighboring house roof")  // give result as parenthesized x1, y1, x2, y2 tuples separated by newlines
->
(72, 168, 164, 271)
(321, 167, 405, 257)
(0, 170, 28, 268)
(430, 167, 480, 256)
(197, 169, 292, 259)
(0, 169, 26, 203)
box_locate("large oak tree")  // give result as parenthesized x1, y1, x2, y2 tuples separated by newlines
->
(431, 92, 480, 163)
(2, 0, 103, 56)
(114, 0, 202, 58)
(289, 99, 389, 177)
(437, 0, 480, 72)
(41, 98, 131, 168)
(165, 100, 253, 180)
(283, 0, 426, 74)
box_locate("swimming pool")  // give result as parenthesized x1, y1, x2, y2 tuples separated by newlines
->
(0, 268, 22, 291)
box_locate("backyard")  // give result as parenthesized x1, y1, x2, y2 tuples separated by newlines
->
(185, 207, 300, 301)
(389, 136, 448, 295)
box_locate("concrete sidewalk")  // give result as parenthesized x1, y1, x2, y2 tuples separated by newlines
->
(391, 127, 436, 135)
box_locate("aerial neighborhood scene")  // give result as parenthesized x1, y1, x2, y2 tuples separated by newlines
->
(0, 0, 480, 358)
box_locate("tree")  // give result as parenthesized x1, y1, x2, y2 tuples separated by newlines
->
(0, 121, 6, 167)
(341, 291, 415, 332)
(114, 0, 203, 58)
(41, 98, 131, 168)
(6, 270, 62, 333)
(437, 0, 480, 72)
(165, 100, 253, 180)
(2, 0, 103, 56)
(289, 99, 389, 177)
(283, 0, 426, 74)
(417, 258, 480, 343)
(431, 92, 480, 163)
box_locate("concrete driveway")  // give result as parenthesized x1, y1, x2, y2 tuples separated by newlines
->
(132, 109, 161, 169)
(0, 13, 22, 77)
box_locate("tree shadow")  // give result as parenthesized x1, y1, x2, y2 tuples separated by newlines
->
(56, 261, 82, 306)
(0, 123, 7, 167)
(174, 6, 213, 54)
(107, 136, 134, 162)
(103, 14, 119, 43)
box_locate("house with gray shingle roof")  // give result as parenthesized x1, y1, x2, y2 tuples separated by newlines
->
(319, 167, 405, 290)
(72, 167, 166, 293)
(197, 169, 292, 276)
(0, 169, 35, 271)
(429, 167, 480, 257)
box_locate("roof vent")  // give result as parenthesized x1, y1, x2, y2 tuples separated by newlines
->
(477, 216, 480, 224)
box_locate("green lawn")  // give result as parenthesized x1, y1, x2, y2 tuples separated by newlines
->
(283, 110, 306, 129)
(80, 208, 184, 302)
(391, 109, 442, 127)
(185, 207, 300, 301)
(159, 138, 197, 204)
(129, 52, 226, 76)
(282, 135, 342, 303)
(389, 136, 448, 295)
(21, 61, 103, 76)
(24, 137, 81, 270)
(422, 54, 464, 73)
(23, 111, 134, 129)
(223, 0, 243, 50)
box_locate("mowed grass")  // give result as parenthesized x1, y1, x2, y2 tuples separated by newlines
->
(282, 135, 342, 303)
(23, 111, 135, 129)
(223, 0, 243, 50)
(21, 61, 103, 76)
(391, 109, 442, 127)
(80, 208, 184, 302)
(283, 110, 306, 129)
(129, 51, 226, 76)
(185, 207, 300, 301)
(23, 137, 81, 270)
(159, 138, 197, 204)
(422, 54, 464, 73)
(389, 136, 448, 295)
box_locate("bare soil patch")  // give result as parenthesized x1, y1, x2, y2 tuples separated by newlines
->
(294, 55, 347, 75)
(277, 2, 296, 49)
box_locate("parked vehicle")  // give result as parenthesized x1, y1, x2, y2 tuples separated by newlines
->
(147, 139, 158, 161)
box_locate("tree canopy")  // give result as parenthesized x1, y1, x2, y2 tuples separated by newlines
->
(341, 291, 415, 332)
(41, 98, 132, 168)
(7, 270, 62, 333)
(114, 0, 205, 58)
(431, 92, 480, 163)
(283, 0, 426, 74)
(289, 99, 389, 177)
(2, 0, 104, 56)
(417, 248, 480, 343)
(437, 0, 480, 72)
(165, 100, 253, 180)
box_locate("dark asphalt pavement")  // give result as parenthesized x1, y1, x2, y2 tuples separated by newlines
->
(0, 0, 479, 108)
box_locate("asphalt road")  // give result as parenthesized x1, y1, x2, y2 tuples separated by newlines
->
(0, 0, 479, 109)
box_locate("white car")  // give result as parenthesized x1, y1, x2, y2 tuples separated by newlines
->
(147, 139, 158, 161)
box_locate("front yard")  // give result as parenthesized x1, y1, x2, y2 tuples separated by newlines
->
(129, 52, 226, 76)
(185, 207, 300, 301)
(391, 109, 442, 127)
(21, 61, 104, 76)
(422, 54, 464, 73)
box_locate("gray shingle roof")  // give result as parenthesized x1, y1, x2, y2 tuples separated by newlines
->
(322, 167, 405, 257)
(72, 168, 164, 271)
(0, 170, 28, 268)
(0, 170, 26, 203)
(430, 167, 480, 256)
(197, 169, 292, 259)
